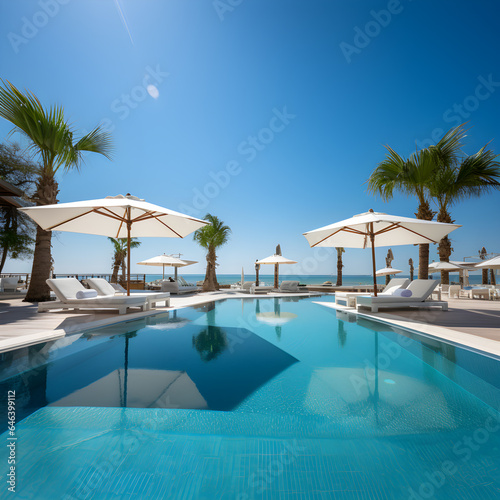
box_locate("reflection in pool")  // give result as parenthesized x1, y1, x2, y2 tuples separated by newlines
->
(1, 295, 499, 499)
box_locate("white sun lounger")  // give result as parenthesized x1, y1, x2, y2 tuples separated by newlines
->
(335, 278, 410, 307)
(86, 278, 170, 309)
(39, 278, 149, 315)
(356, 279, 447, 313)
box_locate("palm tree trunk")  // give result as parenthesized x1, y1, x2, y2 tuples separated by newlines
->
(437, 208, 453, 285)
(203, 246, 219, 292)
(482, 269, 489, 285)
(111, 256, 120, 283)
(0, 209, 12, 273)
(25, 174, 59, 302)
(336, 248, 343, 286)
(416, 200, 435, 280)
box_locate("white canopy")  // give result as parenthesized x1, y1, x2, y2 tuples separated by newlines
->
(303, 210, 460, 248)
(303, 209, 460, 296)
(476, 256, 500, 270)
(375, 267, 402, 277)
(256, 254, 297, 265)
(19, 194, 207, 238)
(19, 194, 208, 294)
(428, 261, 463, 271)
(137, 254, 197, 280)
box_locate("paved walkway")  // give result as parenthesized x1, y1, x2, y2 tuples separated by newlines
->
(1, 292, 499, 356)
(317, 297, 500, 357)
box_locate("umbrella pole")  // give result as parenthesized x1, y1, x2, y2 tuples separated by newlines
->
(370, 228, 378, 297)
(274, 264, 279, 289)
(175, 267, 178, 281)
(162, 264, 165, 280)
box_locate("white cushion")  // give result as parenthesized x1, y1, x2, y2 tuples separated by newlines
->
(76, 290, 98, 299)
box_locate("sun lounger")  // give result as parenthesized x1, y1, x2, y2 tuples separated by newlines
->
(86, 278, 170, 308)
(279, 281, 300, 293)
(250, 284, 273, 294)
(160, 279, 198, 294)
(230, 281, 256, 293)
(335, 278, 410, 307)
(0, 277, 20, 292)
(39, 278, 149, 315)
(356, 279, 447, 313)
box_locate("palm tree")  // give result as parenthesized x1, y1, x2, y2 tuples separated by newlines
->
(368, 146, 437, 279)
(335, 247, 344, 286)
(193, 214, 231, 291)
(108, 237, 141, 284)
(429, 127, 500, 284)
(0, 80, 113, 301)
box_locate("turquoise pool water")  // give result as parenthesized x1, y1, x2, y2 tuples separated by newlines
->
(1, 296, 499, 499)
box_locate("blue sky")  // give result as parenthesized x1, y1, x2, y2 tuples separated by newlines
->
(1, 0, 499, 276)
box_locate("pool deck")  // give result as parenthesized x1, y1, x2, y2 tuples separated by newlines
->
(1, 291, 499, 357)
(317, 297, 500, 358)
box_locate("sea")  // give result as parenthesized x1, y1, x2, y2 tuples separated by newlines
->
(144, 273, 487, 286)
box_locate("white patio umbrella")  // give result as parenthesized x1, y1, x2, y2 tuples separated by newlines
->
(428, 261, 463, 271)
(375, 267, 402, 277)
(303, 209, 460, 296)
(256, 254, 297, 288)
(475, 255, 500, 270)
(137, 254, 197, 280)
(19, 194, 208, 295)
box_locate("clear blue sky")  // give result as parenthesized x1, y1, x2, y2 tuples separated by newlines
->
(1, 0, 499, 276)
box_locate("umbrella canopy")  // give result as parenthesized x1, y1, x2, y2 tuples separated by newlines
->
(475, 255, 500, 270)
(19, 194, 208, 294)
(428, 261, 463, 271)
(137, 254, 197, 280)
(375, 267, 402, 277)
(303, 209, 460, 296)
(256, 255, 297, 265)
(256, 254, 297, 288)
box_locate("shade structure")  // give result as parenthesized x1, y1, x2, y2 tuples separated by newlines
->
(375, 267, 402, 277)
(303, 209, 460, 296)
(19, 194, 208, 294)
(428, 261, 463, 271)
(256, 254, 297, 288)
(137, 254, 197, 280)
(476, 255, 500, 270)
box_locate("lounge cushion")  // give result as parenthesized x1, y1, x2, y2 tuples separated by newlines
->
(76, 290, 98, 299)
(393, 289, 412, 297)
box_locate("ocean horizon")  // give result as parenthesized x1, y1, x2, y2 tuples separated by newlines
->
(142, 273, 486, 286)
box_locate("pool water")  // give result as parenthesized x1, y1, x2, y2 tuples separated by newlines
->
(1, 296, 500, 499)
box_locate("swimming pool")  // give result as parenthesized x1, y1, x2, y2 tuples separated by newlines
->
(1, 296, 499, 499)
